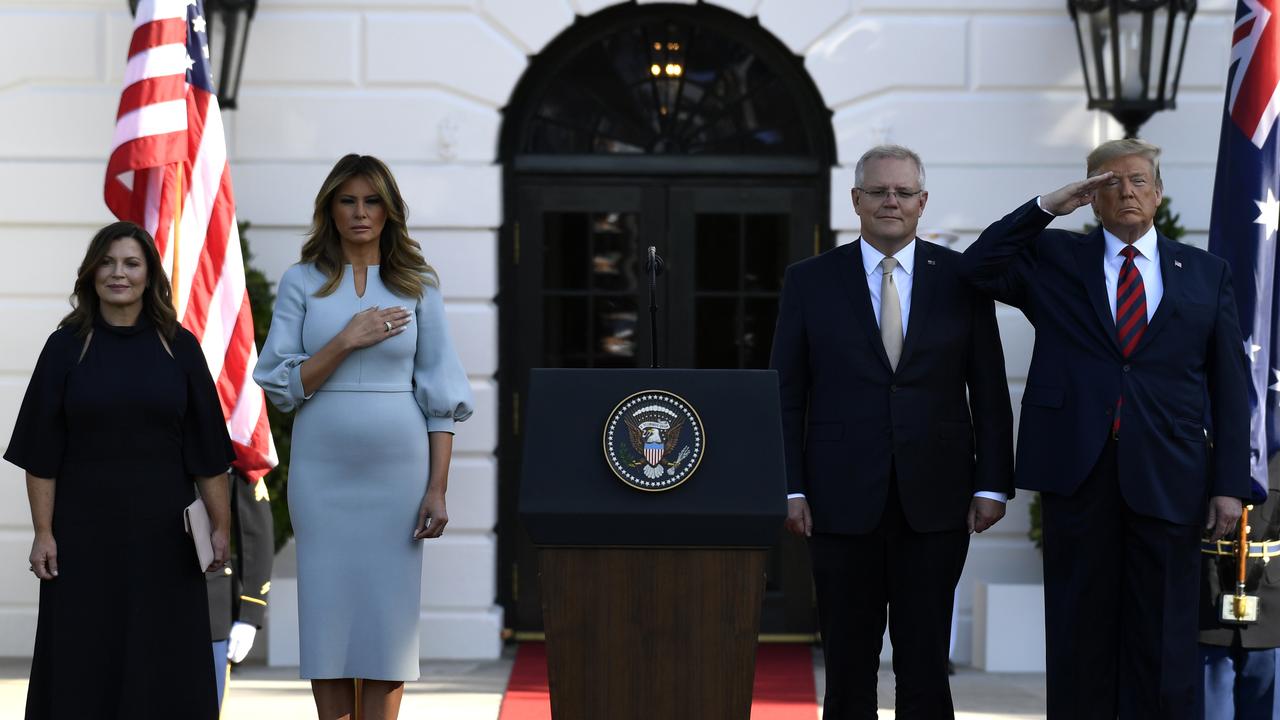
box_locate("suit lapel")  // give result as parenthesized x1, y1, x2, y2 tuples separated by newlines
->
(1134, 235, 1180, 355)
(1073, 229, 1121, 354)
(836, 240, 893, 372)
(897, 239, 934, 371)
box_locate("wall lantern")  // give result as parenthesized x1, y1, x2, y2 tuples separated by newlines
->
(128, 0, 257, 110)
(1067, 0, 1196, 137)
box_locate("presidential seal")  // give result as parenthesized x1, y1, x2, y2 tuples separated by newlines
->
(603, 390, 705, 492)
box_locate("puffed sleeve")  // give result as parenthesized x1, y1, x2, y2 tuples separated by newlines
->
(413, 280, 474, 433)
(3, 328, 76, 479)
(253, 264, 313, 412)
(175, 329, 236, 476)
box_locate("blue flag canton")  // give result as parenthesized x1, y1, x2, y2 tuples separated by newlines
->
(185, 1, 216, 95)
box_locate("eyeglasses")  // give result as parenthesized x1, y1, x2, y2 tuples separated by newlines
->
(856, 187, 925, 202)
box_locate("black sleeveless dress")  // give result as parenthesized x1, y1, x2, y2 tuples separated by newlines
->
(4, 314, 234, 720)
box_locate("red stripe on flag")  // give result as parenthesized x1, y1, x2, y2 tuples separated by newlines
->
(1235, 18, 1257, 46)
(126, 17, 187, 59)
(182, 166, 234, 339)
(116, 75, 187, 120)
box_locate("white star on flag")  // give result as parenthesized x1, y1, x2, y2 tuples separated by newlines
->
(184, 53, 195, 72)
(192, 15, 206, 34)
(1247, 337, 1263, 363)
(1256, 187, 1280, 240)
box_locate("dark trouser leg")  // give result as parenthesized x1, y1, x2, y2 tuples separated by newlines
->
(886, 484, 969, 720)
(1118, 507, 1201, 720)
(1042, 439, 1123, 720)
(1234, 646, 1280, 720)
(1200, 644, 1237, 720)
(810, 529, 887, 720)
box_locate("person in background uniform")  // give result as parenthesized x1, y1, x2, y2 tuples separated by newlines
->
(208, 469, 274, 708)
(1200, 454, 1280, 720)
(771, 144, 1014, 719)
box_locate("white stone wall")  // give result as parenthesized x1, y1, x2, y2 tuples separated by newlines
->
(0, 0, 1237, 663)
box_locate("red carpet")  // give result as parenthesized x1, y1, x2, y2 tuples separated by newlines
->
(497, 642, 818, 719)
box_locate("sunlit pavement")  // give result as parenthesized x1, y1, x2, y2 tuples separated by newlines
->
(0, 647, 1047, 718)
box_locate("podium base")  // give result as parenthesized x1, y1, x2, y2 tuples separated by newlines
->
(538, 547, 768, 720)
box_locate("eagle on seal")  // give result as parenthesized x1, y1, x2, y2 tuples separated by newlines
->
(624, 413, 684, 479)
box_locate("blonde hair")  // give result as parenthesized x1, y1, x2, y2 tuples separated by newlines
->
(300, 154, 437, 298)
(1087, 138, 1162, 188)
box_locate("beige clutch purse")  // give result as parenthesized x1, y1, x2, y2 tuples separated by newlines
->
(183, 497, 214, 571)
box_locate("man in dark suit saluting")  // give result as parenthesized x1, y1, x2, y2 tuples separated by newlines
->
(961, 138, 1251, 719)
(771, 145, 1014, 719)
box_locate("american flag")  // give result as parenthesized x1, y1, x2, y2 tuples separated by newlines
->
(1208, 0, 1280, 500)
(105, 0, 277, 481)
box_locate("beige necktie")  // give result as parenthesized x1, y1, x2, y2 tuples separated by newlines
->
(880, 257, 902, 370)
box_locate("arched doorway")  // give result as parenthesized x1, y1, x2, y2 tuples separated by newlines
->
(498, 2, 836, 636)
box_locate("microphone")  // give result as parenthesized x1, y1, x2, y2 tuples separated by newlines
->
(646, 246, 665, 276)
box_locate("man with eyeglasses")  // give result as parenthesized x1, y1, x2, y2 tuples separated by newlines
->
(961, 138, 1250, 719)
(771, 144, 1014, 718)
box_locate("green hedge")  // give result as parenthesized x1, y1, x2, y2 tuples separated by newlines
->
(240, 223, 295, 552)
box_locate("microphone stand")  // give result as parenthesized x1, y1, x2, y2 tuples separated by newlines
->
(646, 245, 664, 369)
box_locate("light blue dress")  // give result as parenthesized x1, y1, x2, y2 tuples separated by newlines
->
(254, 263, 473, 681)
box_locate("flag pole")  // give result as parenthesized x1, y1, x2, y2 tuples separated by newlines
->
(172, 165, 183, 308)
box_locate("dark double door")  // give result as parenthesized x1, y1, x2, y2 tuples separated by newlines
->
(502, 178, 823, 636)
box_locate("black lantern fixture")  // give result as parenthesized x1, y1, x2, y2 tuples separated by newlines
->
(127, 0, 257, 110)
(1067, 0, 1196, 138)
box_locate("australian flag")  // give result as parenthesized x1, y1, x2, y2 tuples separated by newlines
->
(1208, 0, 1280, 501)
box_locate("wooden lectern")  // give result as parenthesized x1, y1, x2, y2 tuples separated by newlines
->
(519, 368, 786, 719)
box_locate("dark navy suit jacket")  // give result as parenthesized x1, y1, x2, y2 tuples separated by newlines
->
(770, 239, 1014, 535)
(961, 199, 1251, 525)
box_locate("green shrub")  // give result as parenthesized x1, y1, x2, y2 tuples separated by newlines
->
(241, 222, 295, 552)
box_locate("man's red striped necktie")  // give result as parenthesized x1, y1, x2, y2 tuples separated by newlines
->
(1113, 245, 1147, 438)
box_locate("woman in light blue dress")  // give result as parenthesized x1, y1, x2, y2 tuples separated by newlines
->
(254, 154, 473, 720)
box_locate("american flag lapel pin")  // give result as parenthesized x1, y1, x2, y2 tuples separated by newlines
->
(927, 259, 937, 266)
(1174, 259, 1183, 268)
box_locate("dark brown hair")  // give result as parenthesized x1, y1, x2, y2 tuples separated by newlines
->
(300, 154, 437, 298)
(60, 221, 178, 339)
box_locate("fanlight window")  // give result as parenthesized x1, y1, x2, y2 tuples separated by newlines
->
(524, 16, 811, 156)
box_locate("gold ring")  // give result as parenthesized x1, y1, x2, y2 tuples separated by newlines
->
(384, 321, 393, 333)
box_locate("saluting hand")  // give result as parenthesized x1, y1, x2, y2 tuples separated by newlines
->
(340, 306, 412, 351)
(1039, 172, 1115, 217)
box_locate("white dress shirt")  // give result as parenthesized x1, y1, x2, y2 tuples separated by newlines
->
(1102, 226, 1162, 322)
(861, 238, 915, 339)
(788, 238, 1007, 505)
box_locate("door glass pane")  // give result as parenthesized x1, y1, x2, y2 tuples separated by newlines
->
(542, 213, 590, 289)
(543, 296, 589, 367)
(592, 212, 640, 292)
(743, 214, 787, 291)
(694, 214, 741, 291)
(596, 296, 638, 367)
(695, 297, 738, 368)
(743, 297, 778, 369)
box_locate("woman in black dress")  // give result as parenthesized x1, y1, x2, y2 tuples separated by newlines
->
(4, 221, 235, 719)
